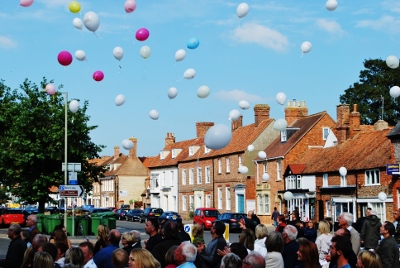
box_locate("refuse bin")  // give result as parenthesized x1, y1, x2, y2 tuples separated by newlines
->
(76, 215, 90, 236)
(90, 213, 103, 236)
(47, 214, 63, 235)
(36, 214, 45, 234)
(66, 217, 77, 236)
(102, 215, 116, 230)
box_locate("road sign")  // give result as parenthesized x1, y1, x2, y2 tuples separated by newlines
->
(59, 185, 84, 197)
(62, 163, 82, 172)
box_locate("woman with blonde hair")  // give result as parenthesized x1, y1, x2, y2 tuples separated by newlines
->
(128, 248, 161, 268)
(315, 220, 332, 268)
(191, 223, 205, 246)
(253, 224, 268, 258)
(94, 224, 110, 255)
(33, 251, 54, 268)
(356, 251, 382, 268)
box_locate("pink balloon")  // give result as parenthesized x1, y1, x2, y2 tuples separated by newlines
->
(124, 0, 136, 13)
(93, 70, 104, 82)
(135, 28, 149, 41)
(20, 0, 34, 7)
(57, 51, 73, 66)
(45, 84, 56, 95)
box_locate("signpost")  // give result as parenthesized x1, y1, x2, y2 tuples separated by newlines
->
(59, 185, 84, 198)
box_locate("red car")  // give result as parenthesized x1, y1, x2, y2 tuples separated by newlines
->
(193, 208, 220, 229)
(1, 208, 25, 226)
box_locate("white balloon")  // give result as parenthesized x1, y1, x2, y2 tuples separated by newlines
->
(339, 166, 347, 176)
(113, 46, 124, 61)
(183, 68, 196, 79)
(247, 144, 254, 152)
(390, 86, 400, 98)
(197, 85, 210, 98)
(386, 55, 399, 69)
(149, 110, 159, 120)
(83, 11, 100, 32)
(175, 49, 186, 62)
(69, 100, 80, 113)
(229, 109, 241, 121)
(284, 191, 294, 201)
(276, 92, 287, 105)
(140, 46, 151, 59)
(273, 119, 288, 131)
(75, 50, 86, 61)
(204, 124, 232, 150)
(262, 173, 270, 182)
(72, 17, 83, 30)
(301, 41, 312, 54)
(122, 139, 134, 150)
(168, 87, 178, 99)
(239, 100, 250, 110)
(325, 0, 338, 11)
(378, 192, 387, 201)
(258, 151, 267, 159)
(238, 166, 248, 174)
(115, 94, 126, 106)
(237, 2, 249, 18)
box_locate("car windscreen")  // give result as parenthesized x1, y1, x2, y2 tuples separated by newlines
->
(205, 210, 219, 217)
(6, 210, 23, 214)
(219, 214, 231, 220)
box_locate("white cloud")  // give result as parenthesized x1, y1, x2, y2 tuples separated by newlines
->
(316, 19, 344, 36)
(214, 89, 266, 102)
(0, 36, 17, 49)
(382, 1, 400, 13)
(356, 15, 400, 33)
(231, 23, 288, 52)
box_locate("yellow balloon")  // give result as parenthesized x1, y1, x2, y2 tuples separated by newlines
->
(69, 1, 81, 13)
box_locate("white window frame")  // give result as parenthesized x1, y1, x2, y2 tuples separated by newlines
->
(189, 195, 194, 211)
(226, 187, 231, 210)
(365, 169, 380, 186)
(258, 194, 263, 214)
(276, 160, 282, 181)
(218, 188, 222, 209)
(218, 159, 222, 174)
(286, 175, 296, 190)
(340, 175, 347, 187)
(226, 158, 230, 173)
(172, 149, 176, 159)
(323, 173, 328, 187)
(182, 169, 187, 185)
(189, 147, 194, 156)
(323, 127, 330, 140)
(263, 162, 268, 173)
(206, 195, 211, 207)
(189, 168, 194, 185)
(297, 175, 301, 189)
(182, 195, 187, 211)
(170, 170, 174, 186)
(264, 194, 270, 214)
(281, 130, 287, 142)
(205, 166, 211, 184)
(197, 167, 202, 184)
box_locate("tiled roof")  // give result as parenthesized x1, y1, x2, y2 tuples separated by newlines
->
(288, 164, 306, 174)
(297, 128, 393, 173)
(264, 112, 328, 159)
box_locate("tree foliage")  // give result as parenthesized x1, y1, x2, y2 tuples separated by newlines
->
(0, 78, 106, 211)
(340, 59, 400, 125)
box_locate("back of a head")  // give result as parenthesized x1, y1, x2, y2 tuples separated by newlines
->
(229, 243, 248, 260)
(358, 250, 382, 268)
(242, 252, 265, 268)
(213, 220, 226, 236)
(65, 247, 85, 267)
(331, 235, 353, 260)
(109, 229, 121, 246)
(255, 224, 268, 239)
(318, 220, 331, 235)
(149, 217, 160, 232)
(298, 239, 319, 267)
(265, 231, 284, 253)
(239, 229, 255, 250)
(130, 248, 161, 268)
(283, 225, 298, 241)
(41, 242, 58, 262)
(9, 223, 21, 235)
(112, 248, 128, 268)
(221, 253, 242, 268)
(33, 251, 54, 268)
(33, 234, 48, 252)
(341, 212, 353, 226)
(180, 241, 197, 262)
(163, 220, 179, 239)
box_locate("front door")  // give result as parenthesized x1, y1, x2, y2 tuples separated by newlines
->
(238, 194, 244, 213)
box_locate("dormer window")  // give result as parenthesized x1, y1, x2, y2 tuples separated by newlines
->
(172, 149, 176, 159)
(189, 147, 194, 156)
(160, 151, 164, 160)
(323, 127, 330, 140)
(281, 130, 287, 142)
(204, 146, 211, 154)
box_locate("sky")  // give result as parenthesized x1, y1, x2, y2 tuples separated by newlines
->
(1, 0, 400, 157)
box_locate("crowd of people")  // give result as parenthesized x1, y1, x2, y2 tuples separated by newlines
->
(0, 208, 399, 268)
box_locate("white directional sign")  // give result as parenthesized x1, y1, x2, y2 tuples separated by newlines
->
(59, 185, 84, 197)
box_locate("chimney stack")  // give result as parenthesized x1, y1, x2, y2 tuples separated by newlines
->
(254, 104, 270, 127)
(335, 104, 350, 144)
(284, 100, 308, 125)
(231, 116, 243, 131)
(114, 146, 120, 160)
(196, 122, 214, 138)
(349, 104, 361, 138)
(129, 137, 137, 157)
(165, 133, 176, 147)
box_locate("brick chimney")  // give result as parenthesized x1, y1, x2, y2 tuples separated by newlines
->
(165, 133, 176, 147)
(114, 146, 120, 160)
(349, 104, 361, 138)
(231, 116, 243, 131)
(284, 100, 308, 126)
(254, 104, 270, 127)
(129, 137, 137, 157)
(196, 122, 214, 138)
(336, 104, 350, 144)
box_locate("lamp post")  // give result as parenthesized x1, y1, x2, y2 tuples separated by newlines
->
(62, 91, 68, 229)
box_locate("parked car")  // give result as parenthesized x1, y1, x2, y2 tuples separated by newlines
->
(1, 208, 25, 226)
(193, 208, 220, 229)
(125, 209, 144, 221)
(45, 206, 65, 214)
(139, 208, 164, 223)
(22, 205, 38, 219)
(217, 212, 247, 232)
(158, 211, 181, 223)
(115, 208, 130, 220)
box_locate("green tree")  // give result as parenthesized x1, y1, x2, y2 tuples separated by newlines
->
(0, 78, 106, 212)
(340, 58, 400, 125)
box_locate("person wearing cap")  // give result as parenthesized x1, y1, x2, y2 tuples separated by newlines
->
(360, 209, 382, 250)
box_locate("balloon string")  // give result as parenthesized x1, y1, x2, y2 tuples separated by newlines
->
(176, 77, 183, 82)
(93, 32, 102, 39)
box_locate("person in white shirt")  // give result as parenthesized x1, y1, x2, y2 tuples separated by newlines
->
(79, 241, 98, 268)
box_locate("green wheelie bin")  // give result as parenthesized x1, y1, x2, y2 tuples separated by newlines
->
(47, 214, 63, 235)
(90, 213, 103, 236)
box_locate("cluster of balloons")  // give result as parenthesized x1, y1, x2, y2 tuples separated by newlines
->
(325, 0, 338, 11)
(204, 124, 232, 150)
(237, 3, 249, 18)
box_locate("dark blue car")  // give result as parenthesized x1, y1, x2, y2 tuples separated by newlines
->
(125, 209, 144, 222)
(158, 211, 181, 222)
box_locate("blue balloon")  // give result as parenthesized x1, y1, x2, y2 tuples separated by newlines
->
(187, 37, 200, 49)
